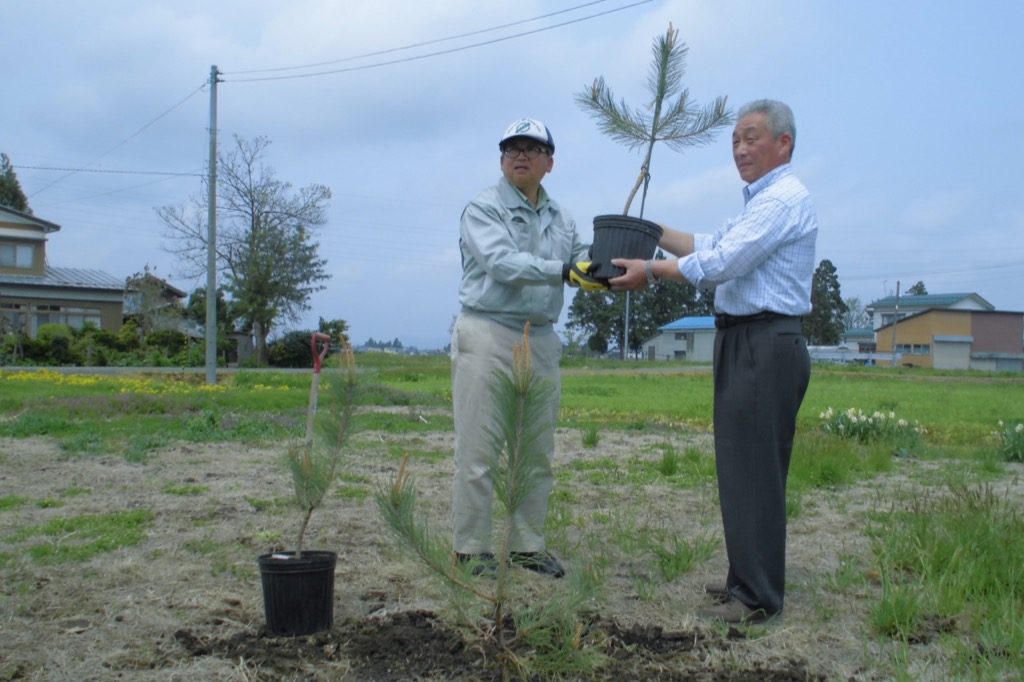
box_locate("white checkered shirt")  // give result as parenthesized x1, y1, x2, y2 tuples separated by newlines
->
(678, 164, 818, 316)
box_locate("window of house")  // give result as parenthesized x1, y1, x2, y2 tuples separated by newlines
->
(32, 305, 102, 331)
(895, 343, 932, 355)
(0, 302, 25, 331)
(0, 243, 34, 268)
(65, 307, 102, 330)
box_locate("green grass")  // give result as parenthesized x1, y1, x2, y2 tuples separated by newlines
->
(0, 494, 29, 511)
(2, 358, 1023, 676)
(866, 484, 1024, 676)
(163, 484, 210, 496)
(10, 509, 155, 564)
(5, 361, 1020, 453)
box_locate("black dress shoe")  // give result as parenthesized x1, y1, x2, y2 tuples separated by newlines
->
(455, 552, 498, 577)
(510, 551, 565, 578)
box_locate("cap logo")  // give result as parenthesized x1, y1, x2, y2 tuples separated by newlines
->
(515, 121, 533, 134)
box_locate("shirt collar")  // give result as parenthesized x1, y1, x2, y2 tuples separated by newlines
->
(498, 176, 549, 211)
(743, 163, 791, 204)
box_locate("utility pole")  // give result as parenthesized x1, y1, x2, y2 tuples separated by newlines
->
(205, 65, 221, 385)
(890, 280, 900, 368)
(623, 291, 630, 360)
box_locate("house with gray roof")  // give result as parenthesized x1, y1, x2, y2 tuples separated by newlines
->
(0, 205, 125, 338)
(865, 292, 993, 329)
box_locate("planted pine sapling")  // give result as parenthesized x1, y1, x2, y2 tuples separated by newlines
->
(376, 324, 600, 679)
(287, 336, 359, 558)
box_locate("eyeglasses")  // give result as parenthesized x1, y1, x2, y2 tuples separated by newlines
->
(501, 144, 549, 160)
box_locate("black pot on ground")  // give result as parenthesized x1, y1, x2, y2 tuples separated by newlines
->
(588, 214, 663, 281)
(257, 550, 337, 636)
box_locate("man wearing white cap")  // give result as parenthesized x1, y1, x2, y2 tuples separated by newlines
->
(450, 117, 605, 578)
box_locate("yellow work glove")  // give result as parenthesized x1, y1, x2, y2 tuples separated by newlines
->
(563, 261, 609, 292)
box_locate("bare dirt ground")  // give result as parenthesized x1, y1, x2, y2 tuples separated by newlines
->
(1, 414, 1016, 681)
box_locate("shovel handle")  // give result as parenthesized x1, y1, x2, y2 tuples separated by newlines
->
(311, 332, 331, 373)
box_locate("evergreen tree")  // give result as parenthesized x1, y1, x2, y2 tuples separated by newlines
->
(0, 153, 32, 213)
(185, 287, 240, 360)
(803, 259, 848, 345)
(317, 317, 349, 344)
(566, 252, 712, 356)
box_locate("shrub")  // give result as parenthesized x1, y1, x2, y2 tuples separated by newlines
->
(268, 330, 316, 368)
(994, 420, 1024, 462)
(145, 329, 190, 355)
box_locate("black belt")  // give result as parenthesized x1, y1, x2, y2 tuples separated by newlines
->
(714, 311, 797, 330)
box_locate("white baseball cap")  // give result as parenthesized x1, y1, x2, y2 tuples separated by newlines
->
(499, 118, 555, 153)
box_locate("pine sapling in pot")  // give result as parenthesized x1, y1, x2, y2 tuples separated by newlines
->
(258, 333, 360, 636)
(575, 22, 733, 281)
(287, 334, 359, 558)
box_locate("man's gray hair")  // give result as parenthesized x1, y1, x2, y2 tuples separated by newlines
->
(737, 99, 796, 156)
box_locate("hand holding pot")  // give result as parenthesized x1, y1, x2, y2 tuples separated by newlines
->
(564, 261, 610, 291)
(608, 258, 649, 291)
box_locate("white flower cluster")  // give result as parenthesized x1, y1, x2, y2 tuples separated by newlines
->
(994, 420, 1024, 462)
(819, 405, 924, 443)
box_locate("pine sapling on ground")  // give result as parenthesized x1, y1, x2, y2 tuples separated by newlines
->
(375, 324, 600, 680)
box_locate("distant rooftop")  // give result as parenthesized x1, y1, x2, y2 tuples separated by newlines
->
(866, 292, 993, 310)
(659, 316, 716, 331)
(0, 204, 61, 233)
(0, 266, 123, 290)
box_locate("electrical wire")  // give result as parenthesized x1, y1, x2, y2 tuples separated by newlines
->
(227, 0, 654, 83)
(19, 166, 202, 177)
(28, 83, 208, 198)
(23, 2, 652, 195)
(228, 0, 614, 76)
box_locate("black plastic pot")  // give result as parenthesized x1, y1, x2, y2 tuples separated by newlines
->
(257, 550, 337, 636)
(589, 214, 663, 281)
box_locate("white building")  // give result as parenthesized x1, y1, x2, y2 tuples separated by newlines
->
(643, 316, 716, 362)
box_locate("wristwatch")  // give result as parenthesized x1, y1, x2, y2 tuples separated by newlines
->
(645, 259, 658, 286)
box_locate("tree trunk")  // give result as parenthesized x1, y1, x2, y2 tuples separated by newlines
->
(254, 319, 270, 364)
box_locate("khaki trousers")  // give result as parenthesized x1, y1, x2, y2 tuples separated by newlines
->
(450, 313, 561, 554)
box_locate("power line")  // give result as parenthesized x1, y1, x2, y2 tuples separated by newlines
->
(228, 0, 614, 76)
(19, 165, 203, 177)
(28, 82, 208, 198)
(226, 0, 654, 83)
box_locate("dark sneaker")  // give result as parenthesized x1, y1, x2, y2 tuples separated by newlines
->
(455, 552, 498, 578)
(509, 551, 565, 578)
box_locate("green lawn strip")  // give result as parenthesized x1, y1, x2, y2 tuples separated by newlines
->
(9, 509, 156, 564)
(0, 494, 29, 511)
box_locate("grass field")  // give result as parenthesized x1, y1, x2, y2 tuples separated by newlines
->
(1, 357, 1023, 680)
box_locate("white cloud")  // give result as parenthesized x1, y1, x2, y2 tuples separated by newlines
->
(6, 0, 1024, 345)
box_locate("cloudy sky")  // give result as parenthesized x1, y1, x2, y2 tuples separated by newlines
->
(4, 0, 1021, 349)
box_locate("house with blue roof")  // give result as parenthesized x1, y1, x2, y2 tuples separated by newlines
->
(643, 315, 716, 362)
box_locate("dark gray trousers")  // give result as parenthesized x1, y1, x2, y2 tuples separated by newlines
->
(713, 316, 810, 615)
